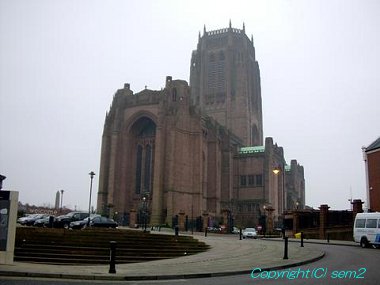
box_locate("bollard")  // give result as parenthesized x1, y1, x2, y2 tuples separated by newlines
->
(327, 233, 330, 243)
(239, 228, 242, 240)
(49, 216, 54, 228)
(300, 231, 304, 247)
(109, 241, 116, 274)
(283, 237, 288, 259)
(175, 225, 179, 237)
(204, 227, 208, 237)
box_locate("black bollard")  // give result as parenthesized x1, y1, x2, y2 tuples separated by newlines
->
(239, 228, 242, 240)
(49, 216, 54, 228)
(109, 241, 117, 274)
(327, 233, 330, 243)
(175, 225, 179, 237)
(300, 231, 304, 247)
(283, 237, 288, 259)
(205, 227, 208, 237)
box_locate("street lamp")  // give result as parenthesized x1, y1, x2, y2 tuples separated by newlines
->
(263, 205, 267, 236)
(191, 202, 194, 235)
(60, 189, 64, 213)
(273, 166, 285, 215)
(88, 171, 95, 226)
(142, 196, 147, 232)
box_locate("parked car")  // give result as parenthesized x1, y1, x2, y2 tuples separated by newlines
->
(34, 215, 55, 227)
(69, 214, 100, 229)
(207, 227, 221, 233)
(54, 212, 89, 229)
(232, 227, 241, 234)
(87, 216, 118, 228)
(243, 228, 258, 239)
(18, 214, 50, 226)
(17, 214, 33, 225)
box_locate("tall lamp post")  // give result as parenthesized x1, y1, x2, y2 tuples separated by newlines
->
(273, 166, 286, 217)
(191, 202, 194, 235)
(142, 196, 147, 232)
(88, 171, 95, 226)
(60, 189, 64, 213)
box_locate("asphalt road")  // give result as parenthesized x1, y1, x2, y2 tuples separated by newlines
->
(0, 243, 378, 285)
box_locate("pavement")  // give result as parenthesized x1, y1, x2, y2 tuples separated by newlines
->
(0, 230, 358, 281)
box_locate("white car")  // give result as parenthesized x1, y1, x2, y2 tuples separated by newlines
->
(243, 228, 258, 239)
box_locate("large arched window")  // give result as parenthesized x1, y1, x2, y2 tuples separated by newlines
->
(135, 145, 143, 194)
(144, 144, 152, 192)
(130, 117, 156, 195)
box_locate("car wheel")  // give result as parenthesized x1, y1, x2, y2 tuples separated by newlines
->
(360, 237, 369, 248)
(63, 223, 69, 229)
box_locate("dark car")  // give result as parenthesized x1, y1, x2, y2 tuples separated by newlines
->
(69, 214, 100, 229)
(54, 212, 89, 229)
(88, 216, 118, 228)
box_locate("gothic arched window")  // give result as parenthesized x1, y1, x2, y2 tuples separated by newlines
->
(135, 145, 143, 194)
(144, 144, 152, 193)
(130, 117, 156, 196)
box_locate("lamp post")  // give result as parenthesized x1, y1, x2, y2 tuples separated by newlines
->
(263, 205, 267, 236)
(88, 171, 95, 226)
(191, 202, 194, 235)
(60, 189, 64, 213)
(142, 196, 147, 232)
(273, 166, 286, 216)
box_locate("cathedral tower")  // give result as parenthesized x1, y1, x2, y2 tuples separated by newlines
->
(190, 23, 263, 146)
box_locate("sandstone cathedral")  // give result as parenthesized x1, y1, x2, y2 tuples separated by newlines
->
(96, 23, 305, 231)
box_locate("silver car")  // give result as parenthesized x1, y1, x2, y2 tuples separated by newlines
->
(243, 228, 258, 239)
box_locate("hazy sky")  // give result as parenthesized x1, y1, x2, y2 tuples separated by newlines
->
(1, 0, 379, 211)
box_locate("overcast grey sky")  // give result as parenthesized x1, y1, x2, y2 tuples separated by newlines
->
(0, 0, 379, 211)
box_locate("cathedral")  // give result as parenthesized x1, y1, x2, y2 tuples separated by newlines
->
(96, 23, 305, 231)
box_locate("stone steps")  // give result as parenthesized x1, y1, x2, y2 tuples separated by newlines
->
(14, 227, 209, 264)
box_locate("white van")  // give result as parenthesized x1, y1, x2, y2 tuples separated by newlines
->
(353, 212, 380, 248)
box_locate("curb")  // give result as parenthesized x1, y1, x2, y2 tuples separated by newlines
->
(262, 238, 359, 247)
(0, 252, 325, 281)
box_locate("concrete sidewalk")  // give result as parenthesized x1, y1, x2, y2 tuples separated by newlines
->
(0, 232, 334, 281)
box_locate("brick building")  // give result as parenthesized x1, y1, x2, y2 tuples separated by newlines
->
(97, 24, 305, 229)
(363, 137, 380, 212)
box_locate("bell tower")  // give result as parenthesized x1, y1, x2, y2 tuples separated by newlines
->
(190, 23, 263, 146)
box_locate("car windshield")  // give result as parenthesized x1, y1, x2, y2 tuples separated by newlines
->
(245, 228, 256, 232)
